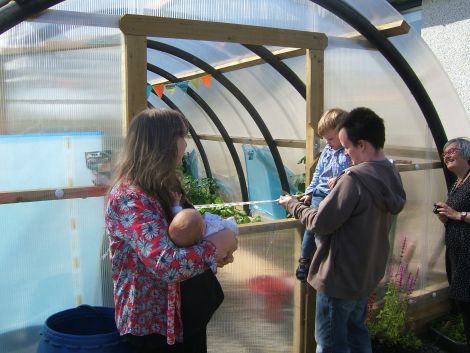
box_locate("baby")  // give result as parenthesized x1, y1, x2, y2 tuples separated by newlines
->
(169, 192, 238, 261)
(169, 208, 238, 247)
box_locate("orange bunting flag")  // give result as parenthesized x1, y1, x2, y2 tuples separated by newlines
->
(201, 74, 212, 89)
(190, 78, 201, 89)
(152, 84, 165, 98)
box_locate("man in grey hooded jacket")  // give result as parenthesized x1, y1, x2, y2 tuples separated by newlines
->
(279, 107, 406, 353)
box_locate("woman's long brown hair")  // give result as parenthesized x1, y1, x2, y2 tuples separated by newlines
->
(113, 108, 189, 221)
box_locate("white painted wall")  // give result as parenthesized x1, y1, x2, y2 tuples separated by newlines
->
(421, 0, 470, 120)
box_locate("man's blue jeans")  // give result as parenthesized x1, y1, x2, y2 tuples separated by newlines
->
(315, 291, 372, 353)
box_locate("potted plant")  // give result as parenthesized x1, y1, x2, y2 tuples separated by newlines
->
(367, 237, 422, 353)
(431, 313, 467, 353)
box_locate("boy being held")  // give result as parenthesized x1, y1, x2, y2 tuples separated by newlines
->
(296, 108, 351, 281)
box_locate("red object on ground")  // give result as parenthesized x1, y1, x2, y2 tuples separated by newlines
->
(246, 275, 293, 321)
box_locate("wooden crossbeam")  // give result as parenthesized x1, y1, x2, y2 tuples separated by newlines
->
(120, 15, 328, 50)
(344, 19, 410, 39)
(196, 134, 305, 148)
(0, 186, 108, 205)
(195, 134, 440, 159)
(0, 159, 441, 206)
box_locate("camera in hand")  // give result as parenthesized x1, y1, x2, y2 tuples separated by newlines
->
(433, 203, 439, 214)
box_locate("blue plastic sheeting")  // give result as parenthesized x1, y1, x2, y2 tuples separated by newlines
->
(0, 132, 103, 190)
(242, 145, 298, 219)
(184, 149, 199, 179)
(0, 133, 107, 351)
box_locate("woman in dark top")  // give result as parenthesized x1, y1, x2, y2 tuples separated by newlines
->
(434, 137, 470, 349)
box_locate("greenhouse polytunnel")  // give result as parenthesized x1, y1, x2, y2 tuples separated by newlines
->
(0, 1, 468, 352)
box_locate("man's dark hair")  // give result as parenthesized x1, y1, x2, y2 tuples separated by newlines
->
(339, 107, 385, 149)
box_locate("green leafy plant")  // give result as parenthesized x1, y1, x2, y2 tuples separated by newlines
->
(367, 237, 422, 352)
(182, 175, 222, 206)
(200, 205, 261, 224)
(432, 314, 466, 343)
(182, 175, 261, 224)
(289, 156, 306, 193)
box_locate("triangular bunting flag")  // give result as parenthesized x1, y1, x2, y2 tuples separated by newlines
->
(176, 81, 189, 92)
(152, 84, 164, 98)
(190, 78, 201, 89)
(146, 83, 152, 98)
(166, 83, 176, 95)
(201, 74, 212, 88)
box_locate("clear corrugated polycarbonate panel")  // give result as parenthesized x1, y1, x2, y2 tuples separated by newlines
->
(0, 198, 109, 350)
(0, 10, 122, 353)
(224, 63, 306, 139)
(319, 1, 467, 307)
(0, 21, 123, 143)
(52, 0, 316, 29)
(389, 29, 469, 138)
(393, 168, 448, 293)
(342, 0, 469, 138)
(197, 140, 244, 202)
(208, 226, 298, 353)
(147, 40, 306, 143)
(150, 38, 255, 68)
(320, 37, 448, 296)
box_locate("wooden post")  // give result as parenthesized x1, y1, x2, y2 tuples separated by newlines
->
(305, 49, 324, 184)
(304, 48, 325, 353)
(121, 34, 147, 133)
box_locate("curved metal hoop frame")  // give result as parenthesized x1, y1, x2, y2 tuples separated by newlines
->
(147, 39, 291, 194)
(148, 63, 250, 213)
(310, 0, 451, 186)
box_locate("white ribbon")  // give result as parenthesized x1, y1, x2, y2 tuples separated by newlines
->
(194, 198, 280, 210)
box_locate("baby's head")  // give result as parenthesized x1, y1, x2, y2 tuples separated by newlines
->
(169, 208, 205, 247)
(318, 108, 347, 150)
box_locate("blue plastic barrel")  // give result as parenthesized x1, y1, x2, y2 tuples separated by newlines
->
(37, 305, 130, 353)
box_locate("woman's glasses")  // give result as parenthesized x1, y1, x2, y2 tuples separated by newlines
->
(442, 147, 460, 158)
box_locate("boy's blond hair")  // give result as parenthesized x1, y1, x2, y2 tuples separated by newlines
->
(317, 108, 348, 137)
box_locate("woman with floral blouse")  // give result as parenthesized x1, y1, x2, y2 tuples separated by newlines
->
(105, 108, 237, 353)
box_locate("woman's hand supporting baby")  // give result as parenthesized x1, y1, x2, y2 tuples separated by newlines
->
(206, 229, 238, 268)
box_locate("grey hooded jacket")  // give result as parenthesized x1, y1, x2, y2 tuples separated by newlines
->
(285, 160, 406, 299)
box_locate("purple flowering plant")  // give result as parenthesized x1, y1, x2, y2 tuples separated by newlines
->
(367, 237, 422, 351)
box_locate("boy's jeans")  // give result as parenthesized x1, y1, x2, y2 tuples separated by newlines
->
(315, 291, 372, 353)
(300, 191, 326, 258)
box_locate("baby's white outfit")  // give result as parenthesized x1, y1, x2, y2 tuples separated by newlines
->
(202, 212, 238, 237)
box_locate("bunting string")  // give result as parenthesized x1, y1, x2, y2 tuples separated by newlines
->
(148, 74, 212, 98)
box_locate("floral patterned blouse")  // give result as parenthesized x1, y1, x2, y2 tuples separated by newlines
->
(105, 180, 217, 344)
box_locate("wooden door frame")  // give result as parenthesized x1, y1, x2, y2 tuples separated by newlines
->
(119, 15, 326, 353)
